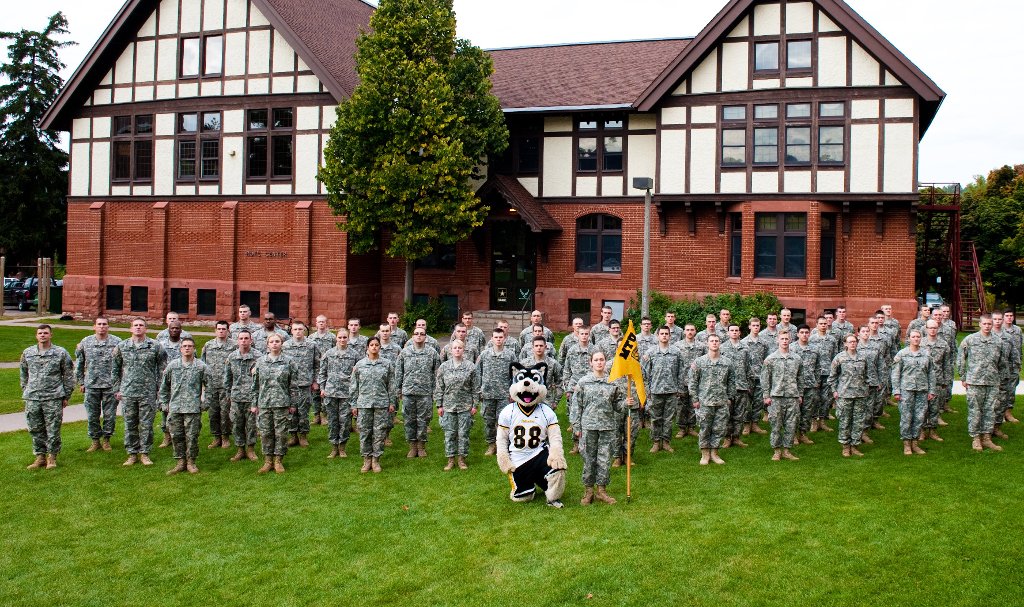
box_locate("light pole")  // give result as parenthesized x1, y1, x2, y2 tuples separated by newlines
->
(632, 177, 654, 317)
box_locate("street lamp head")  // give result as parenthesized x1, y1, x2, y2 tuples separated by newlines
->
(632, 177, 654, 190)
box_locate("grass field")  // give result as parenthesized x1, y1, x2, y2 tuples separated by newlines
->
(0, 369, 86, 415)
(0, 326, 214, 364)
(0, 395, 1021, 606)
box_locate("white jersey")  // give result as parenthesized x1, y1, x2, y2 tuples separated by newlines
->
(498, 403, 559, 467)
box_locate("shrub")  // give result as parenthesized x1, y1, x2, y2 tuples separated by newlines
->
(625, 290, 783, 337)
(399, 298, 451, 334)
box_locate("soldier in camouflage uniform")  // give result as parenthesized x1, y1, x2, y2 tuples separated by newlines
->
(958, 314, 1007, 451)
(596, 320, 623, 362)
(282, 321, 320, 448)
(563, 327, 597, 454)
(830, 306, 855, 344)
(689, 334, 735, 465)
(229, 304, 260, 341)
(410, 319, 441, 354)
(859, 317, 888, 438)
(156, 321, 184, 447)
(1001, 309, 1022, 423)
(309, 315, 337, 426)
(478, 328, 518, 456)
(777, 308, 798, 343)
(589, 306, 614, 346)
(741, 318, 770, 435)
(113, 318, 168, 466)
(715, 309, 732, 341)
(921, 320, 952, 441)
(442, 324, 480, 364)
(492, 319, 520, 358)
(519, 324, 554, 361)
(876, 311, 900, 413)
(397, 327, 440, 458)
(881, 304, 902, 343)
(937, 306, 959, 413)
(455, 311, 487, 355)
(570, 351, 629, 505)
(720, 325, 754, 448)
(791, 325, 822, 446)
(761, 331, 804, 461)
(21, 325, 75, 469)
(159, 338, 210, 475)
(347, 318, 369, 358)
(386, 312, 408, 348)
(318, 329, 362, 459)
(523, 335, 564, 407)
(891, 329, 937, 455)
(664, 311, 684, 343)
(557, 318, 583, 366)
(642, 327, 685, 453)
(350, 337, 396, 473)
(673, 324, 705, 439)
(435, 339, 480, 470)
(637, 317, 657, 359)
(991, 314, 1019, 440)
(201, 321, 236, 449)
(760, 313, 781, 354)
(74, 316, 121, 452)
(828, 332, 879, 457)
(252, 313, 289, 354)
(907, 305, 931, 339)
(695, 314, 718, 345)
(253, 333, 298, 474)
(518, 310, 554, 347)
(809, 316, 839, 431)
(224, 330, 259, 462)
(156, 312, 193, 342)
(377, 324, 403, 443)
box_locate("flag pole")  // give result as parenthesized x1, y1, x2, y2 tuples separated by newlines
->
(626, 375, 632, 501)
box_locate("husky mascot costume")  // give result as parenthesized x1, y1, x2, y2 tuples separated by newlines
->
(496, 361, 567, 508)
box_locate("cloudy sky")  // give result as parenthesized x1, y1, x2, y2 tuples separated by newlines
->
(2, 0, 1020, 186)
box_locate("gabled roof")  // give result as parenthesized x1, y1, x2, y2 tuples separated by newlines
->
(488, 38, 690, 112)
(634, 0, 945, 131)
(41, 0, 374, 131)
(479, 175, 561, 233)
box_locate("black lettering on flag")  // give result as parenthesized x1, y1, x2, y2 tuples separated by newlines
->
(618, 333, 636, 360)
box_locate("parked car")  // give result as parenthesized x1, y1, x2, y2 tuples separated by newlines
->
(918, 291, 944, 311)
(12, 277, 60, 311)
(3, 279, 23, 306)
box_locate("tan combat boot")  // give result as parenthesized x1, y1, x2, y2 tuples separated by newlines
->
(245, 446, 258, 461)
(416, 442, 427, 458)
(158, 434, 171, 448)
(594, 486, 617, 505)
(185, 459, 199, 474)
(327, 445, 339, 459)
(819, 421, 834, 432)
(688, 428, 700, 437)
(166, 459, 186, 475)
(337, 444, 348, 458)
(903, 440, 913, 456)
(710, 449, 725, 465)
(751, 423, 768, 435)
(384, 437, 393, 447)
(484, 443, 497, 456)
(288, 433, 299, 447)
(569, 443, 580, 455)
(849, 446, 865, 457)
(1005, 410, 1020, 423)
(122, 454, 138, 467)
(258, 456, 274, 474)
(781, 449, 799, 461)
(981, 434, 1003, 452)
(443, 457, 456, 471)
(741, 423, 751, 436)
(360, 457, 372, 473)
(772, 449, 782, 461)
(273, 456, 285, 473)
(649, 441, 661, 453)
(675, 429, 686, 439)
(971, 436, 983, 451)
(799, 433, 814, 445)
(842, 445, 851, 458)
(810, 419, 820, 432)
(221, 436, 232, 449)
(926, 429, 944, 442)
(580, 486, 595, 505)
(872, 421, 886, 430)
(911, 441, 926, 455)
(208, 437, 221, 449)
(45, 454, 57, 469)
(993, 427, 1009, 440)
(699, 449, 711, 465)
(101, 437, 112, 451)
(732, 437, 748, 448)
(611, 458, 621, 468)
(721, 437, 732, 449)
(457, 456, 468, 470)
(298, 433, 309, 448)
(87, 440, 101, 453)
(406, 443, 418, 459)
(313, 413, 322, 426)
(139, 453, 153, 466)
(860, 432, 874, 445)
(937, 417, 948, 426)
(27, 455, 46, 469)
(661, 440, 675, 453)
(230, 447, 246, 462)
(371, 457, 382, 473)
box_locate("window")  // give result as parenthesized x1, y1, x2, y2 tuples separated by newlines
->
(578, 138, 598, 172)
(105, 285, 123, 311)
(755, 213, 806, 278)
(518, 137, 540, 173)
(181, 35, 223, 77)
(754, 104, 778, 120)
(576, 214, 622, 273)
(177, 112, 221, 180)
(754, 42, 779, 71)
(603, 300, 625, 321)
(239, 291, 260, 316)
(729, 213, 743, 277)
(753, 128, 778, 164)
(723, 106, 746, 121)
(820, 102, 845, 118)
(439, 295, 459, 324)
(130, 286, 149, 313)
(818, 126, 844, 163)
(415, 243, 457, 269)
(722, 129, 746, 166)
(197, 289, 217, 316)
(821, 213, 837, 280)
(247, 108, 293, 179)
(786, 127, 811, 164)
(576, 117, 625, 174)
(268, 292, 290, 320)
(568, 299, 592, 325)
(111, 114, 153, 182)
(786, 103, 811, 118)
(170, 288, 189, 314)
(787, 40, 812, 70)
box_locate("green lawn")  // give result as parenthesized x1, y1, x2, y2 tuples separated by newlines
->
(0, 326, 213, 363)
(0, 395, 1021, 606)
(0, 369, 85, 415)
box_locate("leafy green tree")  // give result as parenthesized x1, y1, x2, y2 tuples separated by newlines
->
(960, 165, 1024, 306)
(320, 0, 508, 302)
(0, 13, 74, 266)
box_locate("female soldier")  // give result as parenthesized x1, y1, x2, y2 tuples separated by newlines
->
(349, 337, 396, 473)
(891, 329, 936, 455)
(570, 351, 630, 505)
(252, 333, 298, 474)
(434, 339, 480, 471)
(827, 331, 880, 457)
(318, 328, 361, 459)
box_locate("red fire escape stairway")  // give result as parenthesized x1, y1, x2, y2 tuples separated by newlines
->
(955, 240, 987, 330)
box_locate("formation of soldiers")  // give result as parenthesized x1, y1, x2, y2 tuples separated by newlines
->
(18, 302, 1021, 487)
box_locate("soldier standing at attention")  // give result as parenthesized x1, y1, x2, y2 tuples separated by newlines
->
(958, 314, 1007, 452)
(937, 306, 959, 414)
(156, 311, 193, 341)
(386, 312, 408, 348)
(156, 321, 184, 447)
(689, 334, 735, 465)
(282, 320, 320, 448)
(695, 314, 718, 345)
(396, 327, 440, 458)
(113, 318, 167, 466)
(201, 321, 236, 450)
(524, 336, 564, 407)
(776, 309, 798, 343)
(664, 311, 683, 343)
(791, 324, 822, 446)
(881, 304, 903, 344)
(637, 317, 657, 357)
(318, 328, 361, 459)
(563, 326, 596, 454)
(674, 324, 706, 439)
(21, 325, 75, 470)
(347, 318, 369, 358)
(351, 337, 396, 472)
(715, 309, 732, 340)
(557, 318, 584, 366)
(229, 304, 260, 340)
(891, 329, 936, 456)
(589, 306, 614, 346)
(519, 310, 554, 346)
(921, 320, 952, 442)
(856, 323, 886, 445)
(643, 325, 686, 453)
(457, 311, 487, 355)
(760, 331, 804, 461)
(409, 319, 440, 354)
(224, 330, 259, 462)
(571, 351, 629, 505)
(435, 339, 480, 471)
(990, 314, 1018, 441)
(478, 328, 518, 456)
(907, 305, 931, 338)
(160, 338, 210, 475)
(442, 324, 479, 363)
(377, 324, 402, 363)
(720, 324, 753, 448)
(596, 320, 623, 363)
(808, 316, 838, 431)
(761, 313, 781, 353)
(494, 319, 520, 358)
(309, 315, 337, 426)
(830, 306, 855, 343)
(74, 316, 121, 452)
(252, 333, 298, 474)
(828, 332, 879, 457)
(1001, 309, 1022, 424)
(519, 324, 553, 361)
(252, 313, 288, 353)
(741, 317, 769, 435)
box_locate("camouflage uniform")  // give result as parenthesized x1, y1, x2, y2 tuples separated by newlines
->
(907, 317, 928, 338)
(406, 334, 440, 355)
(477, 346, 518, 446)
(666, 324, 683, 344)
(74, 334, 122, 440)
(519, 341, 554, 362)
(861, 334, 888, 422)
(830, 320, 855, 344)
(1002, 323, 1023, 414)
(349, 334, 369, 359)
(456, 326, 487, 356)
(224, 348, 258, 447)
(200, 338, 236, 440)
(695, 329, 715, 345)
(156, 336, 183, 436)
(350, 357, 396, 458)
(760, 349, 805, 449)
(434, 358, 480, 457)
(252, 326, 290, 353)
(688, 354, 736, 449)
(958, 332, 1006, 437)
(309, 329, 336, 420)
(673, 339, 706, 433)
(522, 355, 564, 408)
(714, 321, 730, 341)
(229, 320, 260, 341)
(112, 338, 167, 455)
(777, 322, 798, 343)
(21, 344, 75, 456)
(642, 345, 686, 442)
(556, 334, 576, 367)
(570, 373, 626, 487)
(994, 328, 1021, 423)
(720, 339, 754, 438)
(809, 330, 839, 419)
(827, 349, 879, 446)
(637, 333, 657, 360)
(760, 327, 780, 353)
(596, 335, 622, 364)
(253, 354, 299, 457)
(390, 326, 409, 348)
(891, 347, 936, 441)
(281, 338, 320, 435)
(159, 358, 210, 463)
(563, 341, 599, 395)
(396, 344, 440, 444)
(441, 341, 480, 365)
(379, 340, 402, 364)
(589, 322, 611, 347)
(519, 325, 554, 347)
(921, 336, 952, 429)
(317, 345, 362, 447)
(741, 334, 770, 422)
(791, 341, 823, 434)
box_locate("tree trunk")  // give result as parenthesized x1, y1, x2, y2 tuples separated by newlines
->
(404, 259, 414, 304)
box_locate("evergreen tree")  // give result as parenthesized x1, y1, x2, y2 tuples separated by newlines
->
(0, 13, 74, 265)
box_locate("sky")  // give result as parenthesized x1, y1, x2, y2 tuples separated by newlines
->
(2, 0, 1021, 186)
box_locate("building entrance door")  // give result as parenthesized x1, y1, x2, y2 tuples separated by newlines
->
(490, 220, 536, 311)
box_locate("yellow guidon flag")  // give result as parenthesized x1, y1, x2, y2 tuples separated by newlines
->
(607, 319, 647, 406)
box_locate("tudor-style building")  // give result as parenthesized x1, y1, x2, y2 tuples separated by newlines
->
(44, 0, 944, 327)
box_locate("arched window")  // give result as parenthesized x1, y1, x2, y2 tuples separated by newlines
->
(576, 214, 622, 273)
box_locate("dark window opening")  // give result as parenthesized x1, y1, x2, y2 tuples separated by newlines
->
(197, 289, 217, 316)
(239, 291, 260, 317)
(729, 213, 743, 277)
(247, 108, 294, 180)
(568, 299, 592, 326)
(268, 292, 290, 320)
(170, 288, 189, 314)
(415, 243, 457, 269)
(130, 286, 149, 313)
(105, 285, 123, 311)
(576, 214, 622, 273)
(755, 213, 806, 278)
(821, 213, 837, 280)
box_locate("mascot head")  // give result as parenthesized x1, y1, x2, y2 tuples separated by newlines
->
(509, 361, 548, 413)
